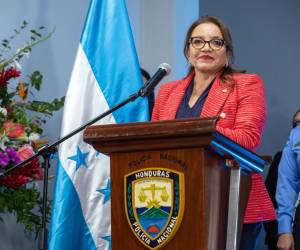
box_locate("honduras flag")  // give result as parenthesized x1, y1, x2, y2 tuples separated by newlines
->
(48, 0, 149, 249)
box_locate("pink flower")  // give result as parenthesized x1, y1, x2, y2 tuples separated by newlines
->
(3, 122, 26, 138)
(17, 144, 34, 161)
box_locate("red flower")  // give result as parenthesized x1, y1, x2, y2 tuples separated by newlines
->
(0, 158, 42, 189)
(5, 106, 13, 114)
(0, 67, 21, 87)
(3, 122, 26, 138)
(16, 158, 43, 180)
(0, 145, 43, 188)
(0, 174, 29, 189)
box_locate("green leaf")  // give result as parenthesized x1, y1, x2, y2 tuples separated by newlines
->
(25, 97, 64, 116)
(1, 41, 10, 48)
(51, 97, 65, 110)
(29, 71, 43, 90)
(0, 186, 49, 238)
(30, 30, 42, 38)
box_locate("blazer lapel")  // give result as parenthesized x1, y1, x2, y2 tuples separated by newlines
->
(201, 76, 232, 118)
(165, 73, 194, 119)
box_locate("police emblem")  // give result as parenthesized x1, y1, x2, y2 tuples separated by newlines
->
(125, 168, 185, 249)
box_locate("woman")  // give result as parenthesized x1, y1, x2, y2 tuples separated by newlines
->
(152, 16, 276, 250)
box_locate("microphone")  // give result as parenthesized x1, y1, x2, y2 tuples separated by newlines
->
(140, 63, 171, 97)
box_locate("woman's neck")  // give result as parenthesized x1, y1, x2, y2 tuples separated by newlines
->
(187, 71, 216, 108)
(193, 71, 217, 93)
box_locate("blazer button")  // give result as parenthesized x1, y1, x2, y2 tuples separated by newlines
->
(222, 89, 227, 93)
(219, 112, 226, 118)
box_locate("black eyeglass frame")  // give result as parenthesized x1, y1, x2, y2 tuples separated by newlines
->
(189, 37, 226, 51)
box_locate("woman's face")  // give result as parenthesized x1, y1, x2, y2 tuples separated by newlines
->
(186, 22, 228, 75)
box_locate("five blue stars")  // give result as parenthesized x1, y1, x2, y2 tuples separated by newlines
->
(101, 235, 111, 250)
(68, 146, 89, 171)
(97, 179, 111, 204)
(68, 146, 111, 248)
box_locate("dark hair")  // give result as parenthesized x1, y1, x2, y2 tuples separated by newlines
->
(141, 68, 151, 81)
(292, 109, 300, 128)
(183, 16, 245, 82)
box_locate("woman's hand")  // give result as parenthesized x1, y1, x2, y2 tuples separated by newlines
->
(277, 233, 295, 250)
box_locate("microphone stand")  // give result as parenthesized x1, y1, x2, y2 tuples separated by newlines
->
(0, 85, 152, 250)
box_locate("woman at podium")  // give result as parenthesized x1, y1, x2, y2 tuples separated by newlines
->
(152, 16, 276, 250)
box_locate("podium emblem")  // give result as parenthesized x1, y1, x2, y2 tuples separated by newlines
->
(125, 168, 184, 249)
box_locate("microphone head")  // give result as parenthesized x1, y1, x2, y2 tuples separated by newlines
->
(158, 63, 171, 75)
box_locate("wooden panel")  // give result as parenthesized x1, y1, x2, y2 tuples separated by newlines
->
(110, 147, 231, 250)
(111, 148, 206, 250)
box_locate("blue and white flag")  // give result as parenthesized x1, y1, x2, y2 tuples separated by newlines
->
(49, 0, 149, 249)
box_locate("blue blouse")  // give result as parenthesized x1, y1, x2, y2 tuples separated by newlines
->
(175, 79, 213, 119)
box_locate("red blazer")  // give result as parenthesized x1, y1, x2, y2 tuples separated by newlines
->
(152, 72, 276, 223)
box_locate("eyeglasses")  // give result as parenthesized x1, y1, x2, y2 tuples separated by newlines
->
(189, 37, 225, 51)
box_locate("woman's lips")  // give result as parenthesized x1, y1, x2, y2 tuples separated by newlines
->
(198, 55, 214, 60)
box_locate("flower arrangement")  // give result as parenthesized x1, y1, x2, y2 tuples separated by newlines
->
(0, 21, 64, 236)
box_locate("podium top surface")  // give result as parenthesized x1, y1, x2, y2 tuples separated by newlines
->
(84, 117, 216, 141)
(84, 117, 266, 173)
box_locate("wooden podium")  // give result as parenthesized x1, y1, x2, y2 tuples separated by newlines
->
(83, 118, 264, 250)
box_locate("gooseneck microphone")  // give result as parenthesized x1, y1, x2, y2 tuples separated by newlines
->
(140, 63, 171, 97)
